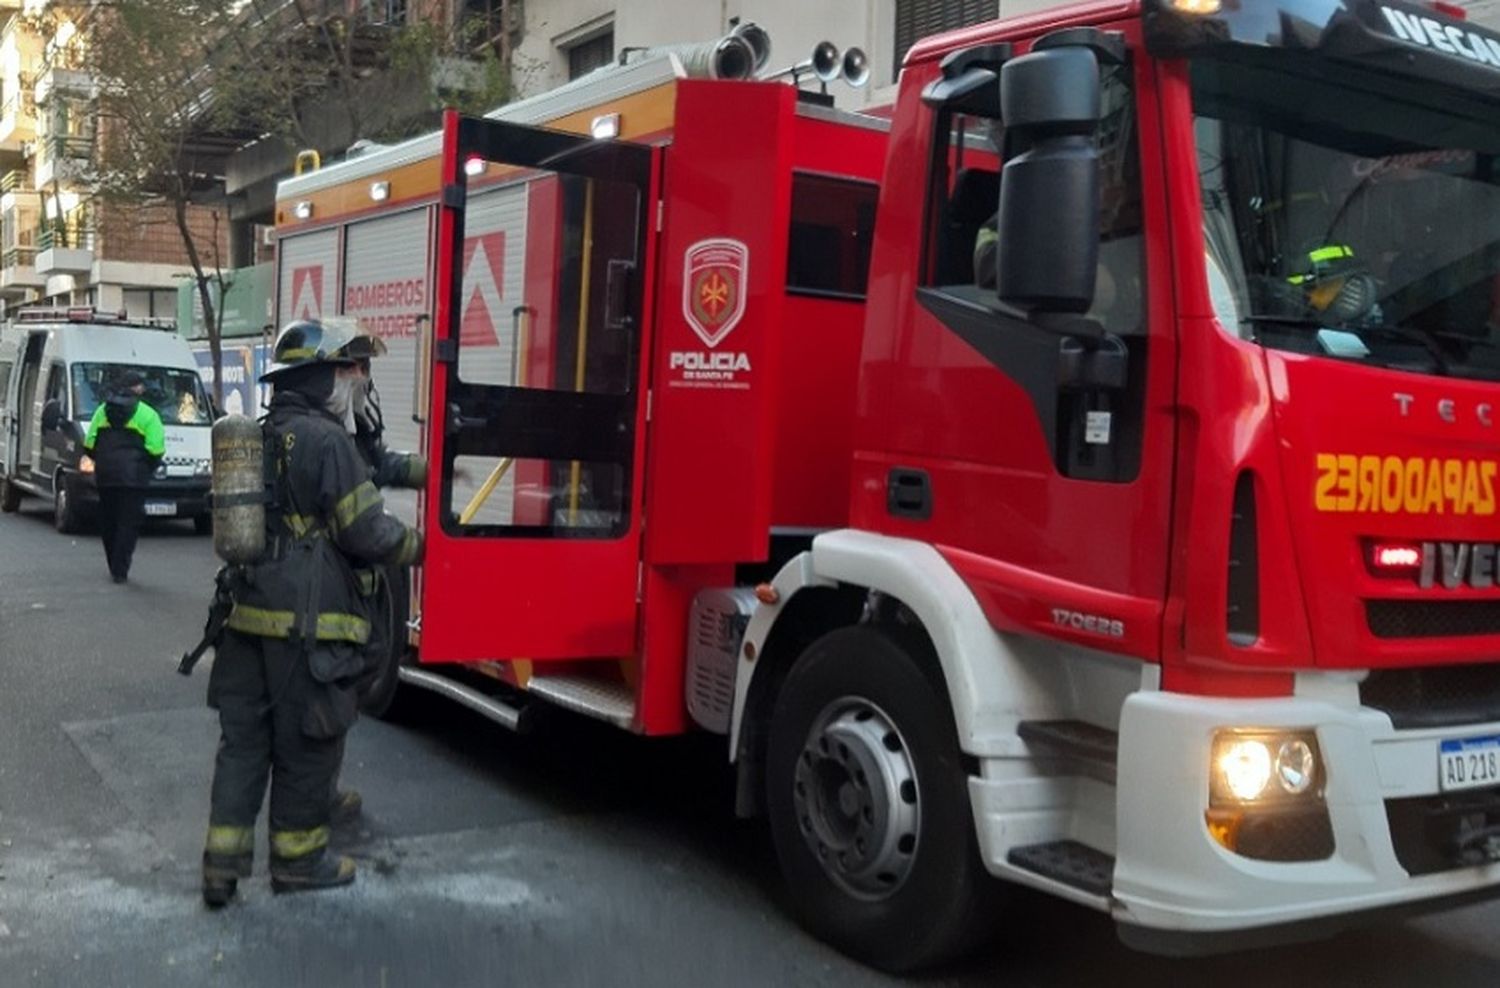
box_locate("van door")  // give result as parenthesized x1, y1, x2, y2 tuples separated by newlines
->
(12, 332, 45, 479)
(35, 361, 69, 491)
(0, 347, 15, 476)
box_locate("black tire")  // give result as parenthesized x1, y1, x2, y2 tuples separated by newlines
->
(193, 513, 213, 536)
(53, 473, 83, 534)
(359, 565, 413, 719)
(0, 478, 20, 513)
(766, 625, 997, 973)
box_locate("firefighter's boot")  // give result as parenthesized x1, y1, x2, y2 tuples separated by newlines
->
(269, 827, 356, 894)
(331, 788, 363, 825)
(202, 825, 255, 909)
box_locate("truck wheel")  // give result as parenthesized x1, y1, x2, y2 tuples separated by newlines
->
(360, 565, 412, 720)
(0, 478, 20, 513)
(193, 514, 212, 536)
(53, 473, 83, 534)
(766, 625, 996, 973)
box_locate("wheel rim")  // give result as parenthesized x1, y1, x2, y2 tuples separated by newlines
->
(792, 696, 921, 900)
(55, 481, 67, 526)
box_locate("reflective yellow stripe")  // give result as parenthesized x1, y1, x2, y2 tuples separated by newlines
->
(226, 605, 370, 644)
(316, 612, 371, 643)
(271, 826, 329, 859)
(1308, 245, 1353, 264)
(332, 480, 382, 533)
(278, 347, 320, 362)
(226, 605, 295, 637)
(206, 825, 254, 855)
(391, 527, 420, 567)
(284, 513, 319, 538)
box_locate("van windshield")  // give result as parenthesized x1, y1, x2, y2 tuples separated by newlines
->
(72, 363, 212, 426)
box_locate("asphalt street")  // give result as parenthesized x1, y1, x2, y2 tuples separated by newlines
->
(2, 502, 1500, 987)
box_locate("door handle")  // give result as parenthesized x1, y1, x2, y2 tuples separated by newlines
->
(886, 468, 932, 520)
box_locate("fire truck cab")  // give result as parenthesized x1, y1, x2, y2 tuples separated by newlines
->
(277, 0, 1500, 972)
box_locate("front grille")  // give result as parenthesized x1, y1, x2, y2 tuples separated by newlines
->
(1386, 787, 1500, 876)
(1361, 665, 1500, 729)
(1367, 600, 1500, 639)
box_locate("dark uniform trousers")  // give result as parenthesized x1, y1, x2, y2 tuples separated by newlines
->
(207, 630, 348, 849)
(98, 486, 147, 579)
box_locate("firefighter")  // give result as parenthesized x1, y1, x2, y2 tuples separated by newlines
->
(201, 319, 422, 906)
(324, 328, 428, 825)
(1283, 243, 1383, 327)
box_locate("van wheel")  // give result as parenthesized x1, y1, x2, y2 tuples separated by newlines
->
(53, 474, 83, 533)
(0, 478, 19, 513)
(765, 625, 998, 973)
(193, 514, 212, 536)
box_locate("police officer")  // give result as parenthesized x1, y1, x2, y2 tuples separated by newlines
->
(201, 320, 422, 906)
(84, 369, 165, 583)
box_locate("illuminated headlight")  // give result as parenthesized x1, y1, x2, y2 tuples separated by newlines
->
(1210, 730, 1324, 805)
(79, 454, 95, 474)
(194, 458, 212, 477)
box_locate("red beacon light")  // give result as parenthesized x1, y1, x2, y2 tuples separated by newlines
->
(1429, 0, 1467, 19)
(1369, 542, 1423, 575)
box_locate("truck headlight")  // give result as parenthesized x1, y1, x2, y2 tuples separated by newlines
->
(1210, 730, 1323, 805)
(194, 458, 212, 477)
(1207, 729, 1333, 862)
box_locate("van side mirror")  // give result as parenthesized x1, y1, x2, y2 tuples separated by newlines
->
(995, 46, 1102, 316)
(40, 399, 62, 432)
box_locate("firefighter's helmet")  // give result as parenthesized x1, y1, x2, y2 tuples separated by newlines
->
(260, 319, 360, 382)
(1286, 243, 1377, 325)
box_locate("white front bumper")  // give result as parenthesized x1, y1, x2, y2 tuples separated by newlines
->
(1111, 691, 1500, 940)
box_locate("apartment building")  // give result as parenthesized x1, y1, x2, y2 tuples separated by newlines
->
(0, 3, 226, 320)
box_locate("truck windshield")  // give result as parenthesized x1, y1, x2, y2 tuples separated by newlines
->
(1193, 60, 1500, 381)
(72, 363, 213, 425)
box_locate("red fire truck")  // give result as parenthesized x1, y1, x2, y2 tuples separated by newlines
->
(275, 0, 1500, 971)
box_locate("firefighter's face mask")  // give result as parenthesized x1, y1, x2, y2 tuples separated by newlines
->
(327, 367, 360, 420)
(1306, 271, 1378, 325)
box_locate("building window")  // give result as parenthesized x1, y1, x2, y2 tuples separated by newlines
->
(786, 174, 879, 300)
(122, 288, 176, 321)
(567, 31, 615, 80)
(894, 0, 994, 77)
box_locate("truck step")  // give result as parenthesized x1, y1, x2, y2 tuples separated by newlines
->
(1017, 719, 1119, 763)
(398, 666, 533, 733)
(527, 673, 636, 729)
(1007, 840, 1114, 897)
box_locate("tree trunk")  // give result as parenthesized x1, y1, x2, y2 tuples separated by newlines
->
(172, 196, 224, 408)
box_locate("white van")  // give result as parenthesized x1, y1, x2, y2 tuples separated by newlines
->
(0, 308, 214, 533)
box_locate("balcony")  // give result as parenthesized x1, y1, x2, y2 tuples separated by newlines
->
(35, 226, 92, 274)
(0, 80, 35, 159)
(0, 243, 43, 295)
(34, 61, 91, 107)
(0, 168, 34, 212)
(34, 134, 91, 187)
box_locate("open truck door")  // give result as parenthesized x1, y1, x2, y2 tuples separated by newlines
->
(419, 112, 660, 662)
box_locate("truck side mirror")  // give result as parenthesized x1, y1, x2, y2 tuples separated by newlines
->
(40, 398, 62, 432)
(995, 47, 1102, 316)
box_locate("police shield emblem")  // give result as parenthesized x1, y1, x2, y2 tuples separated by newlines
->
(683, 238, 749, 348)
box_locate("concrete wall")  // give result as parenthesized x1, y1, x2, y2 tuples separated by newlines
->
(512, 1, 1086, 109)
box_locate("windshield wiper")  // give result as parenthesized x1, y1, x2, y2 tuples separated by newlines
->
(1241, 315, 1452, 375)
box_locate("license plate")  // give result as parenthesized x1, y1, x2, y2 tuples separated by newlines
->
(144, 501, 177, 517)
(1439, 734, 1500, 792)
